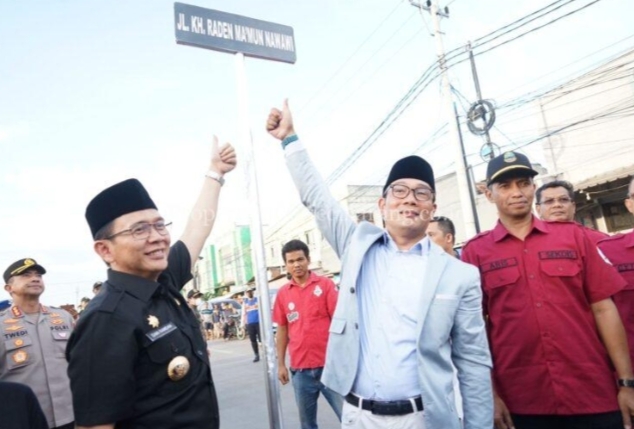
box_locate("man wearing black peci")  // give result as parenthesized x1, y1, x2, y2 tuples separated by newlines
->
(66, 137, 236, 429)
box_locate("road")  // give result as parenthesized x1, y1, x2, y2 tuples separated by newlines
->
(209, 337, 341, 429)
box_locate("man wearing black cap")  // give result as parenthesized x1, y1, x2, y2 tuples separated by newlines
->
(461, 151, 634, 429)
(66, 138, 236, 429)
(266, 101, 492, 429)
(0, 258, 75, 429)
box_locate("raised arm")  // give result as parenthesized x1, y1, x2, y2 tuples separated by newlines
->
(266, 100, 356, 257)
(180, 136, 236, 269)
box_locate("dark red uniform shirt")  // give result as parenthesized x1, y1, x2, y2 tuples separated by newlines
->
(462, 217, 626, 415)
(599, 231, 634, 365)
(580, 224, 609, 245)
(272, 272, 338, 369)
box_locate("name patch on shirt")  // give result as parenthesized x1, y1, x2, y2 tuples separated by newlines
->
(481, 258, 518, 273)
(617, 263, 634, 273)
(50, 325, 71, 331)
(538, 250, 578, 260)
(146, 322, 177, 342)
(4, 330, 28, 340)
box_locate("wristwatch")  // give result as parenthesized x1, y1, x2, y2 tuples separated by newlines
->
(618, 379, 634, 388)
(205, 170, 225, 186)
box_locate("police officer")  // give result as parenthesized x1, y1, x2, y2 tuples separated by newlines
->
(462, 152, 634, 429)
(66, 137, 236, 429)
(599, 176, 634, 369)
(0, 258, 74, 429)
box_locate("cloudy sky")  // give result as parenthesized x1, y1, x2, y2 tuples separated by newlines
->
(1, 0, 632, 305)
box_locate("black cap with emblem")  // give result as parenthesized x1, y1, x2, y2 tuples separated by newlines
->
(3, 258, 46, 283)
(486, 151, 539, 186)
(85, 178, 158, 239)
(187, 290, 203, 300)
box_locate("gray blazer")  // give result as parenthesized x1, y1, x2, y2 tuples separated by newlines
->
(285, 143, 493, 429)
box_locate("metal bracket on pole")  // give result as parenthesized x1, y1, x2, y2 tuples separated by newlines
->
(235, 52, 284, 429)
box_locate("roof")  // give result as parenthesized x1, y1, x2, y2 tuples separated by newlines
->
(575, 166, 634, 191)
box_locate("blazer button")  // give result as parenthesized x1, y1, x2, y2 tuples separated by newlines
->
(355, 323, 359, 329)
(350, 287, 355, 294)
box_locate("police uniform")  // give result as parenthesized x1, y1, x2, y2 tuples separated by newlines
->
(66, 241, 219, 428)
(599, 232, 634, 365)
(0, 303, 74, 428)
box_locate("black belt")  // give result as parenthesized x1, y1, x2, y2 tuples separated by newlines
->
(345, 393, 423, 416)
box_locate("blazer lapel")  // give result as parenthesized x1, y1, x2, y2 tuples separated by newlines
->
(416, 245, 448, 335)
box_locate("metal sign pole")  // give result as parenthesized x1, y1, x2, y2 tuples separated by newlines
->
(235, 51, 284, 429)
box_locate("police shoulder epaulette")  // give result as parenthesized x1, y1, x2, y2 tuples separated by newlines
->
(99, 289, 124, 314)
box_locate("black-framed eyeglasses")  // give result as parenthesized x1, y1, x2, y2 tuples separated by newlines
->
(537, 197, 573, 206)
(388, 184, 434, 202)
(106, 221, 172, 241)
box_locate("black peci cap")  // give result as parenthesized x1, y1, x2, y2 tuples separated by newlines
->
(86, 179, 158, 239)
(383, 156, 435, 194)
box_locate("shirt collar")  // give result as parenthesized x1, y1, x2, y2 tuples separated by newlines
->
(382, 232, 430, 255)
(107, 269, 159, 303)
(289, 271, 318, 288)
(492, 216, 548, 242)
(626, 231, 634, 248)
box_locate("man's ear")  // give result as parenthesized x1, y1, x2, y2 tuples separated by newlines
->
(485, 187, 494, 203)
(4, 283, 11, 294)
(625, 197, 634, 215)
(94, 240, 115, 265)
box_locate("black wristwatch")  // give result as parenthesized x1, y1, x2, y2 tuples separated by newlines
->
(618, 379, 634, 388)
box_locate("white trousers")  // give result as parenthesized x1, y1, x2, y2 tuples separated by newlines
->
(341, 401, 426, 429)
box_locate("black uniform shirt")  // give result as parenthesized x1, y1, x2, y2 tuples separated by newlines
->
(0, 381, 49, 429)
(66, 241, 219, 429)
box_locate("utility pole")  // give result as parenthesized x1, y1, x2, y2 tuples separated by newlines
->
(411, 0, 477, 239)
(466, 42, 499, 161)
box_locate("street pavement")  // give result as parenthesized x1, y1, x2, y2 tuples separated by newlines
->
(209, 337, 341, 429)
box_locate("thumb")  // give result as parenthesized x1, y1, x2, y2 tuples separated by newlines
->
(212, 135, 219, 152)
(283, 98, 290, 113)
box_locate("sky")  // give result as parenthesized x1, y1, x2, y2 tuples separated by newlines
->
(1, 0, 632, 305)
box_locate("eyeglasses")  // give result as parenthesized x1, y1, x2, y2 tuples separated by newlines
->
(388, 184, 434, 202)
(106, 221, 172, 241)
(537, 197, 573, 206)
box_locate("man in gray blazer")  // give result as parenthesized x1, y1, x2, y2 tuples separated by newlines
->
(266, 100, 493, 429)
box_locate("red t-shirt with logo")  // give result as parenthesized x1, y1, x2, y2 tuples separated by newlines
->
(461, 217, 625, 415)
(272, 272, 338, 369)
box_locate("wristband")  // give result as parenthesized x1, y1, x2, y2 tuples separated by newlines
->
(205, 170, 225, 186)
(281, 134, 299, 149)
(618, 379, 634, 388)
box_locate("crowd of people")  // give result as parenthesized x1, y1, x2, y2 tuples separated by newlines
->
(0, 101, 633, 429)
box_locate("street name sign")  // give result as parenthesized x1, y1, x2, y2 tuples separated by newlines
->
(174, 2, 296, 64)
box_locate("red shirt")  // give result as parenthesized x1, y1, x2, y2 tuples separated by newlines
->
(461, 217, 626, 415)
(579, 224, 609, 245)
(272, 272, 338, 369)
(599, 231, 634, 366)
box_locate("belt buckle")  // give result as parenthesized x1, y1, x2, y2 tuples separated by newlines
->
(370, 400, 408, 416)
